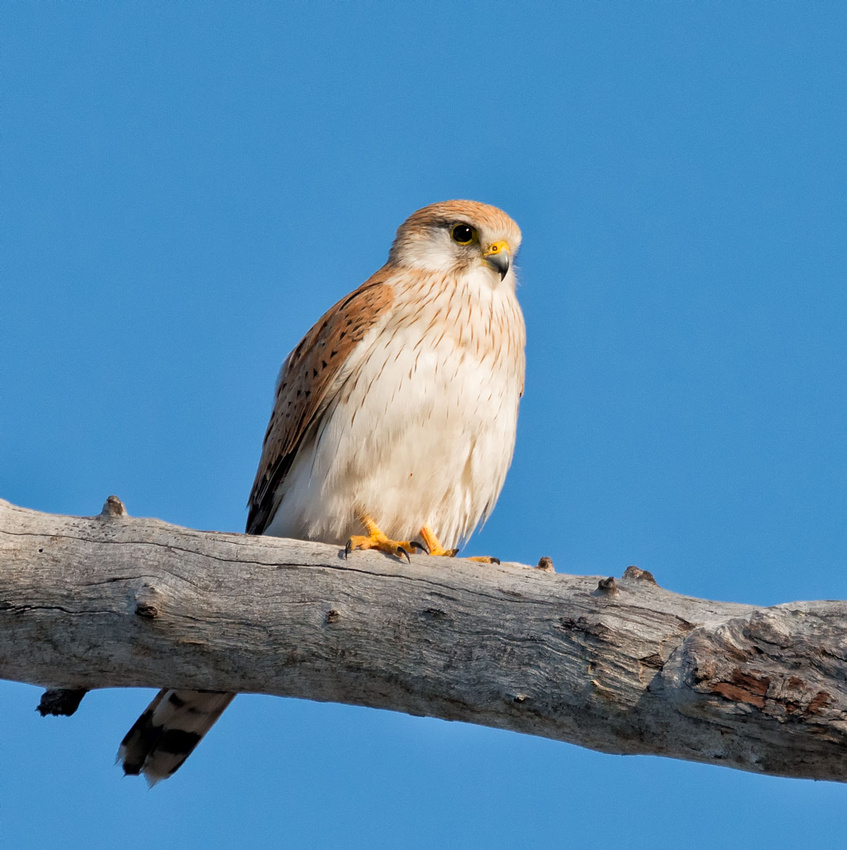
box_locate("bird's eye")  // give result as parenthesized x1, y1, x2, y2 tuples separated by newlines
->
(450, 223, 476, 245)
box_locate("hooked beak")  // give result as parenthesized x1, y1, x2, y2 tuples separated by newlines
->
(483, 240, 511, 280)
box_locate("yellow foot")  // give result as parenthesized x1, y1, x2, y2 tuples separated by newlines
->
(419, 525, 458, 557)
(419, 526, 500, 564)
(345, 515, 421, 563)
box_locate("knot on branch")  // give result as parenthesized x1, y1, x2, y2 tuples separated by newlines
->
(132, 583, 165, 619)
(595, 577, 618, 596)
(622, 565, 657, 585)
(99, 495, 128, 519)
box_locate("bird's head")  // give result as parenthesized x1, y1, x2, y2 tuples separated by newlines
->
(388, 200, 522, 284)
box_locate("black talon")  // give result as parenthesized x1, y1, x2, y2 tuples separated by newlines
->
(344, 539, 353, 558)
(447, 548, 459, 557)
(397, 546, 411, 564)
(491, 557, 500, 565)
(411, 540, 428, 554)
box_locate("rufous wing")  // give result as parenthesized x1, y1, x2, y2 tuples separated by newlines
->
(246, 271, 395, 534)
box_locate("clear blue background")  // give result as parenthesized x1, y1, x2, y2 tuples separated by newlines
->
(3, 3, 846, 847)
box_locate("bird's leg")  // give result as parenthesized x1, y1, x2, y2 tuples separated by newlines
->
(419, 525, 459, 557)
(419, 525, 500, 564)
(345, 515, 422, 563)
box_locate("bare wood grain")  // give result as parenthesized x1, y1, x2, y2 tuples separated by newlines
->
(1, 497, 845, 781)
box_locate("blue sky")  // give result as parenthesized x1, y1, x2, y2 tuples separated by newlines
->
(3, 3, 847, 847)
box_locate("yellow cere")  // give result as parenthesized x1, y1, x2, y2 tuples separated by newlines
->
(484, 240, 510, 256)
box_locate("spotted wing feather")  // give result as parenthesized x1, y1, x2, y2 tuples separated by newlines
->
(246, 273, 394, 535)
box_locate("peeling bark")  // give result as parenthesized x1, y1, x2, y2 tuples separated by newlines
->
(1, 497, 845, 781)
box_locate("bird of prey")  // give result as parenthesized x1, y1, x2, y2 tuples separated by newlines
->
(118, 199, 526, 783)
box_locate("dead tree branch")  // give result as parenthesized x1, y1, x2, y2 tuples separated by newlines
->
(1, 497, 845, 781)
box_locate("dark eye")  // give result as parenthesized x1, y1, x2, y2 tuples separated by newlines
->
(450, 223, 476, 245)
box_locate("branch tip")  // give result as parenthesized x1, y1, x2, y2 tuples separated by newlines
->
(37, 688, 89, 717)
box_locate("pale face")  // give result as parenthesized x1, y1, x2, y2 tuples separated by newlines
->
(388, 200, 522, 283)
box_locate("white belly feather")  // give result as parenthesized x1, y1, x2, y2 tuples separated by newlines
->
(263, 267, 525, 549)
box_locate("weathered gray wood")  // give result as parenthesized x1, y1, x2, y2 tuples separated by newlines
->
(1, 496, 845, 781)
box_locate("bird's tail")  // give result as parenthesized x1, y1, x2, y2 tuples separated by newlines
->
(118, 689, 235, 785)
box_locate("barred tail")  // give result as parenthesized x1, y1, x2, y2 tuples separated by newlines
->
(118, 689, 235, 785)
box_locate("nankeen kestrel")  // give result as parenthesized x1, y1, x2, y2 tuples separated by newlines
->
(118, 200, 526, 783)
